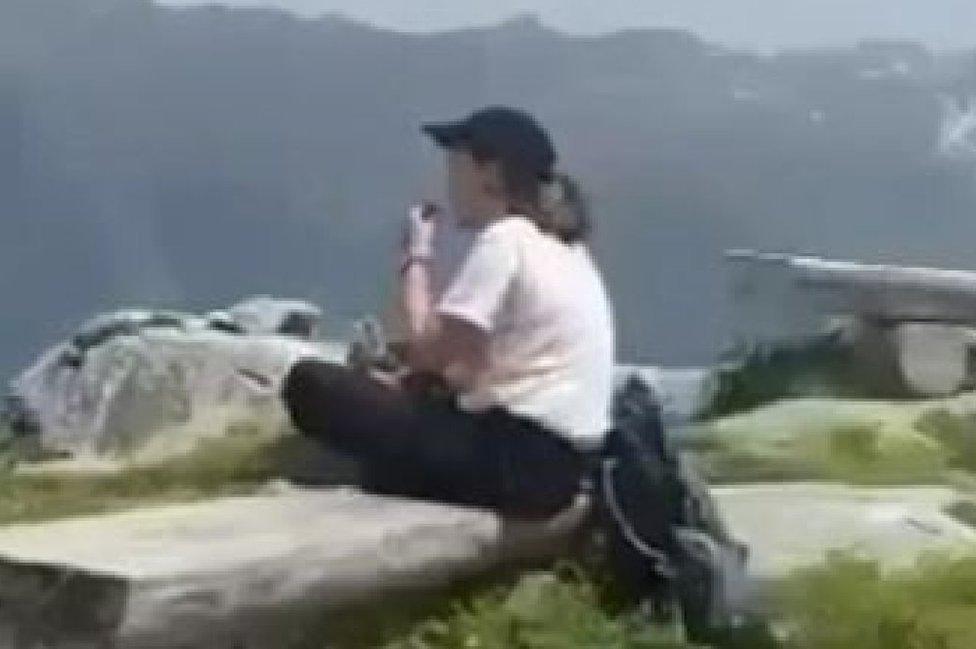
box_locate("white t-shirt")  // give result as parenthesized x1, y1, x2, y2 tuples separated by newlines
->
(436, 215, 616, 449)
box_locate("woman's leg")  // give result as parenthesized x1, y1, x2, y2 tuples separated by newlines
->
(284, 359, 465, 498)
(282, 359, 423, 460)
(281, 359, 585, 515)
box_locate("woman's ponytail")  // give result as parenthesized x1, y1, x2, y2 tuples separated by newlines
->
(493, 155, 592, 244)
(538, 172, 592, 244)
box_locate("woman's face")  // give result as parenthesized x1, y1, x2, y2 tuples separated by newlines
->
(446, 149, 502, 228)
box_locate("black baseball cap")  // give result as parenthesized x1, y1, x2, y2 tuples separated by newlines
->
(422, 106, 557, 179)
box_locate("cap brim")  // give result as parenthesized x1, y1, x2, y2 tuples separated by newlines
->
(421, 121, 469, 148)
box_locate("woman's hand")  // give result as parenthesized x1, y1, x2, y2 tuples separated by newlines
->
(402, 202, 441, 259)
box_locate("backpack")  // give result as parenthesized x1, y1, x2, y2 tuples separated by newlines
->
(595, 373, 750, 640)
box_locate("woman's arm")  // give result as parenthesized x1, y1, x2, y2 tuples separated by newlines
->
(399, 205, 489, 391)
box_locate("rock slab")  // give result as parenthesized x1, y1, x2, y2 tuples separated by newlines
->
(0, 486, 586, 648)
(712, 483, 976, 580)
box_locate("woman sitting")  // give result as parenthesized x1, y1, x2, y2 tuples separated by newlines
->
(281, 106, 615, 516)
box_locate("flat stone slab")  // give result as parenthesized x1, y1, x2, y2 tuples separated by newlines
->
(712, 483, 976, 581)
(3, 481, 975, 647)
(0, 485, 587, 648)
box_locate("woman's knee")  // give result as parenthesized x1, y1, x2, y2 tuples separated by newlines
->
(281, 359, 346, 436)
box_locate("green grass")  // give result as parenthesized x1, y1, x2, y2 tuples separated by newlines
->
(697, 336, 903, 420)
(0, 420, 24, 469)
(915, 409, 976, 473)
(945, 499, 976, 528)
(331, 564, 698, 649)
(0, 432, 305, 525)
(351, 553, 976, 649)
(775, 553, 976, 649)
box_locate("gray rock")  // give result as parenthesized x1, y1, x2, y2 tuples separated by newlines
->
(207, 296, 323, 339)
(893, 322, 976, 396)
(726, 251, 976, 397)
(729, 251, 976, 328)
(712, 483, 976, 583)
(0, 487, 589, 648)
(4, 298, 344, 460)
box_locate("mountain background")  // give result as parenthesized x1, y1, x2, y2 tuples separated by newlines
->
(3, 0, 976, 375)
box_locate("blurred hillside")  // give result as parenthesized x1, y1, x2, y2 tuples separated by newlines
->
(2, 0, 976, 372)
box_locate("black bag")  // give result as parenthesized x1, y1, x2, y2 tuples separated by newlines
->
(596, 374, 749, 640)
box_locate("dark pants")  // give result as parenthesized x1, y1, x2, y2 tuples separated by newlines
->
(281, 360, 586, 516)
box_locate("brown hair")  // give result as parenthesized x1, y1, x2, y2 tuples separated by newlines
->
(538, 172, 591, 244)
(450, 110, 588, 243)
(480, 157, 590, 244)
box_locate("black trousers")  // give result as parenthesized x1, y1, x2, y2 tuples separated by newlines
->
(281, 360, 586, 516)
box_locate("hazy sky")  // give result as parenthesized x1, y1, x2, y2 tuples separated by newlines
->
(162, 0, 976, 50)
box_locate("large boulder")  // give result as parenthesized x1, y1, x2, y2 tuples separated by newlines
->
(3, 298, 344, 461)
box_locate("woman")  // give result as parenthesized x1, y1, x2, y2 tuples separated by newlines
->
(282, 106, 615, 516)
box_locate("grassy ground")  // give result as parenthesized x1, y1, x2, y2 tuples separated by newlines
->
(327, 563, 702, 649)
(0, 432, 309, 525)
(375, 574, 689, 649)
(352, 553, 976, 649)
(775, 553, 976, 649)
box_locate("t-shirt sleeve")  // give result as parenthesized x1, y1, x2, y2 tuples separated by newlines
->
(436, 225, 519, 332)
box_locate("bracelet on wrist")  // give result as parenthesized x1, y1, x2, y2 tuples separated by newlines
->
(400, 254, 432, 274)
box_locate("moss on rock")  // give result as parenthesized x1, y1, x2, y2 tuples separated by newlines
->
(688, 397, 976, 485)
